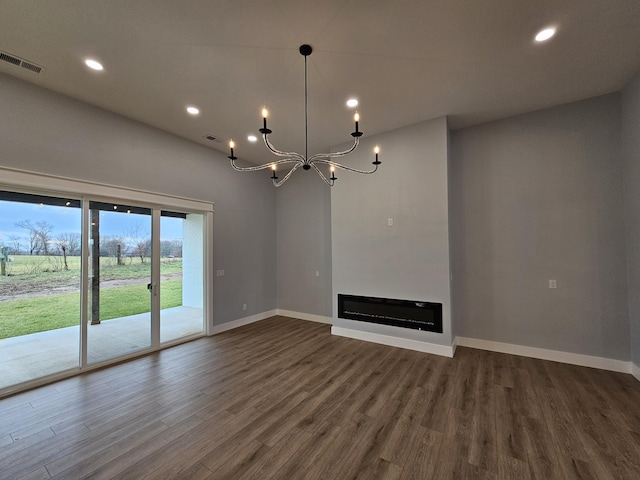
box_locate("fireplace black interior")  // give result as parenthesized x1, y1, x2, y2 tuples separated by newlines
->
(338, 294, 443, 333)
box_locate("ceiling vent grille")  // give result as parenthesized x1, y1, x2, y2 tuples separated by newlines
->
(204, 135, 223, 143)
(0, 52, 20, 66)
(0, 51, 44, 74)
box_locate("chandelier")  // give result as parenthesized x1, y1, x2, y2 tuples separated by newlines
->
(228, 44, 381, 187)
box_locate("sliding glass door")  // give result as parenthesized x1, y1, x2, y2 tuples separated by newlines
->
(160, 211, 204, 343)
(86, 201, 153, 364)
(0, 190, 81, 389)
(0, 180, 210, 396)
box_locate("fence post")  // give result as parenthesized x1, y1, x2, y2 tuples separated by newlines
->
(0, 246, 6, 276)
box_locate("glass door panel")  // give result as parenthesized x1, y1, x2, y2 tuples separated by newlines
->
(160, 211, 204, 343)
(87, 201, 152, 364)
(0, 190, 81, 389)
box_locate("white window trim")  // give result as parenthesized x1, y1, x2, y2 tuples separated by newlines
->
(0, 166, 214, 214)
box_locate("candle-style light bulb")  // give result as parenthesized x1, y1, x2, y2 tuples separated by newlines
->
(271, 163, 278, 179)
(271, 164, 277, 171)
(229, 139, 235, 158)
(330, 165, 337, 181)
(353, 111, 360, 135)
(373, 145, 381, 165)
(258, 108, 272, 134)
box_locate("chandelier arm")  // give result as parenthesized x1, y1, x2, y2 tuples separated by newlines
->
(308, 136, 360, 163)
(309, 162, 335, 186)
(230, 157, 302, 172)
(273, 162, 305, 187)
(263, 135, 306, 161)
(311, 158, 380, 175)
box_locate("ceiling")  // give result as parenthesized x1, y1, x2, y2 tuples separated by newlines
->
(1, 0, 640, 165)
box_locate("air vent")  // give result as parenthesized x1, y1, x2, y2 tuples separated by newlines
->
(204, 135, 223, 143)
(0, 52, 20, 66)
(0, 51, 44, 74)
(20, 61, 42, 73)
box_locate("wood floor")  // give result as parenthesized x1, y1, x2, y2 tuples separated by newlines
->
(1, 317, 640, 480)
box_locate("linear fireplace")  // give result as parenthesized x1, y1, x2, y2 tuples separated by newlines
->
(338, 294, 443, 333)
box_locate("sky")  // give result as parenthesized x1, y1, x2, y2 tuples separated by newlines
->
(0, 200, 182, 249)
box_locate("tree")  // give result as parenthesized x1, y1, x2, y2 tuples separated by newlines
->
(132, 238, 151, 264)
(160, 240, 182, 258)
(126, 224, 150, 264)
(160, 240, 172, 258)
(35, 221, 54, 255)
(9, 235, 22, 255)
(169, 240, 182, 258)
(15, 220, 55, 255)
(102, 236, 129, 265)
(15, 220, 40, 255)
(55, 232, 80, 270)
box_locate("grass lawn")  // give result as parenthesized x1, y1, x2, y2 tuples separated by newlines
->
(0, 280, 182, 339)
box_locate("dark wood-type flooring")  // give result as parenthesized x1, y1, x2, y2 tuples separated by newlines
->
(1, 316, 640, 479)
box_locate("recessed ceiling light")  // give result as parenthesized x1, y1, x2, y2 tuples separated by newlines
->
(186, 106, 200, 115)
(84, 59, 104, 71)
(535, 27, 556, 42)
(346, 98, 358, 108)
(247, 135, 258, 142)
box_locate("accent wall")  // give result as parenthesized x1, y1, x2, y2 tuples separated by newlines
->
(331, 116, 453, 351)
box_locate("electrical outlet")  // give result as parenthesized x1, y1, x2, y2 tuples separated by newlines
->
(315, 271, 320, 277)
(549, 279, 557, 289)
(242, 303, 247, 311)
(387, 217, 394, 227)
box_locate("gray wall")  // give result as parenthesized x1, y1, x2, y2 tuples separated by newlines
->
(0, 73, 277, 326)
(276, 168, 332, 316)
(450, 94, 629, 360)
(622, 70, 640, 368)
(332, 117, 453, 347)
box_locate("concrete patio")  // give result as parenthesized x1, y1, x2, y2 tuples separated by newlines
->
(0, 305, 203, 391)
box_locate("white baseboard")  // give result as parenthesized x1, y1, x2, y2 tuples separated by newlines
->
(276, 310, 333, 324)
(210, 310, 277, 335)
(451, 336, 459, 356)
(210, 309, 331, 336)
(331, 326, 454, 358)
(209, 313, 639, 381)
(456, 336, 632, 374)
